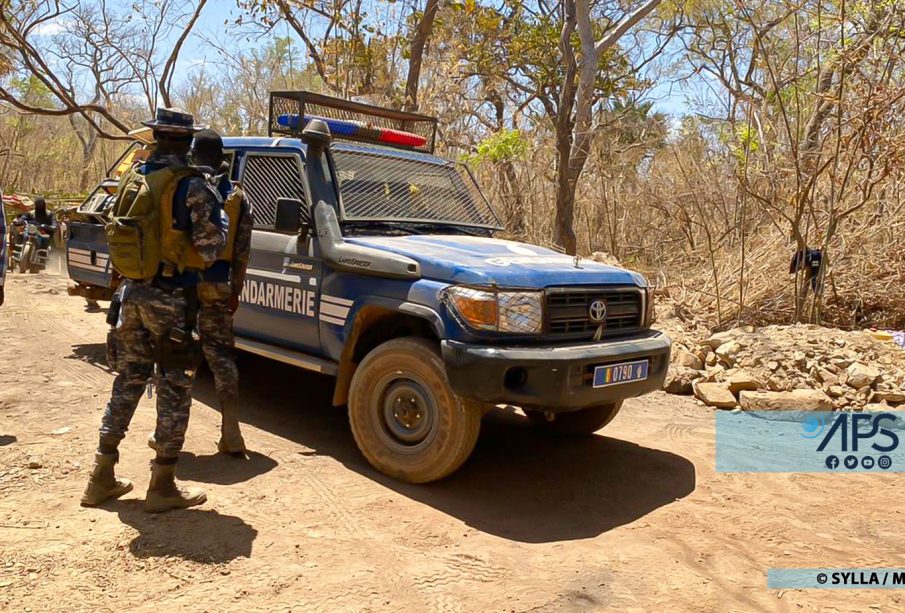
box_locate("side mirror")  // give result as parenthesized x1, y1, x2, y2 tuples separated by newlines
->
(274, 198, 309, 234)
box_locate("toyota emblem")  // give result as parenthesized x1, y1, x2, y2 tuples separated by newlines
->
(588, 299, 607, 323)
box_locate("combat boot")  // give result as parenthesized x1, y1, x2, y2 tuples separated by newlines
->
(217, 398, 246, 454)
(144, 460, 207, 513)
(80, 452, 133, 507)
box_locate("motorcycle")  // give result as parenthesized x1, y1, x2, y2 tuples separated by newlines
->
(10, 222, 51, 274)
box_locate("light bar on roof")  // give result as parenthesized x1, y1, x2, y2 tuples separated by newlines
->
(276, 114, 428, 149)
(269, 91, 438, 153)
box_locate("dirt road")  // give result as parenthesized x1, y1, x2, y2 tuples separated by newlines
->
(1, 271, 903, 612)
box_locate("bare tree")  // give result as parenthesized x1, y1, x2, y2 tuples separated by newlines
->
(553, 0, 663, 254)
(0, 0, 209, 142)
(403, 0, 440, 111)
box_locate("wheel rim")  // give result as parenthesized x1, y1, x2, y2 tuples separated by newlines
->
(372, 373, 439, 455)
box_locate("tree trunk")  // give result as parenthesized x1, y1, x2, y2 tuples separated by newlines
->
(79, 139, 98, 191)
(499, 160, 525, 234)
(553, 1, 579, 255)
(554, 133, 578, 255)
(402, 0, 440, 112)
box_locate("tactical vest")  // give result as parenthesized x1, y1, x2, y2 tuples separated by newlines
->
(106, 165, 205, 280)
(157, 171, 213, 272)
(218, 183, 244, 263)
(162, 176, 242, 270)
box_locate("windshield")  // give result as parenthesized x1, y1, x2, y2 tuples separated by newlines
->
(333, 148, 501, 229)
(77, 185, 115, 216)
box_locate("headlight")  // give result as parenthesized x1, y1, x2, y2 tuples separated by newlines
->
(644, 287, 656, 327)
(444, 286, 544, 334)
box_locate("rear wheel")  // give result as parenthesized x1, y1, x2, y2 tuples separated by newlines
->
(348, 337, 481, 483)
(525, 401, 623, 436)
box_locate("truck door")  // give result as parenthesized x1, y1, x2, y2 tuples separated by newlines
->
(232, 150, 321, 353)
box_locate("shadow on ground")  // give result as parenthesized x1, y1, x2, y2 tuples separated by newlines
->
(99, 499, 257, 563)
(192, 352, 697, 544)
(177, 450, 278, 485)
(69, 342, 113, 374)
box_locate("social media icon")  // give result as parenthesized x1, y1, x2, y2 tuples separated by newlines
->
(825, 455, 839, 470)
(861, 456, 875, 469)
(844, 455, 859, 469)
(878, 456, 893, 470)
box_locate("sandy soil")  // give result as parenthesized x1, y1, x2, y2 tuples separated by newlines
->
(1, 270, 904, 612)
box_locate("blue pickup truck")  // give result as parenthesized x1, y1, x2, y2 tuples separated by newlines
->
(66, 92, 671, 483)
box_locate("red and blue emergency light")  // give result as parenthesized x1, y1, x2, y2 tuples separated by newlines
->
(269, 91, 437, 153)
(277, 114, 428, 149)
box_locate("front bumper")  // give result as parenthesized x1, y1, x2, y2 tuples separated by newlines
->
(442, 330, 671, 412)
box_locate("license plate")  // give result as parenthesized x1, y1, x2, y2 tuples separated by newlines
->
(593, 360, 649, 388)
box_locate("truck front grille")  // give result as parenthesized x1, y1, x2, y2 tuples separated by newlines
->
(546, 287, 643, 340)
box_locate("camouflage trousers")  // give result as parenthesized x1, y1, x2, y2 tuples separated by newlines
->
(99, 282, 193, 457)
(198, 282, 238, 409)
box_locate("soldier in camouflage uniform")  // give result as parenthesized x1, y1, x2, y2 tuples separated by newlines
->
(192, 129, 253, 454)
(81, 108, 226, 513)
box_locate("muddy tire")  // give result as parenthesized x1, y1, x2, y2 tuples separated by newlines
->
(348, 337, 481, 483)
(525, 402, 623, 436)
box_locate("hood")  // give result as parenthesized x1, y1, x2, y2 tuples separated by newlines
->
(345, 235, 646, 287)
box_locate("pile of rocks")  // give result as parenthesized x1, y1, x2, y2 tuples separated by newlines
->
(663, 324, 905, 411)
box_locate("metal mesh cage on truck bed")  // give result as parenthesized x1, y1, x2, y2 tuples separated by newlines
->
(269, 91, 438, 154)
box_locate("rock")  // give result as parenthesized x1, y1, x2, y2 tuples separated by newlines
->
(693, 381, 737, 408)
(715, 341, 742, 366)
(863, 402, 893, 411)
(727, 370, 761, 395)
(831, 356, 854, 369)
(673, 348, 704, 370)
(663, 367, 702, 395)
(739, 389, 834, 411)
(870, 390, 905, 404)
(846, 362, 881, 389)
(704, 330, 738, 349)
(50, 426, 71, 436)
(766, 376, 792, 392)
(766, 361, 780, 372)
(705, 352, 718, 367)
(739, 356, 758, 368)
(27, 457, 42, 469)
(827, 385, 847, 398)
(706, 362, 725, 375)
(693, 345, 711, 363)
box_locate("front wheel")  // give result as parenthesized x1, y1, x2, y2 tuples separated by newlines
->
(348, 337, 481, 483)
(18, 244, 33, 273)
(525, 401, 623, 436)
